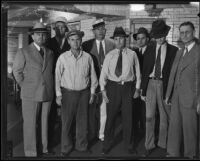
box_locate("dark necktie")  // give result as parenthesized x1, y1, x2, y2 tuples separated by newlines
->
(99, 41, 105, 66)
(115, 50, 122, 77)
(39, 48, 44, 58)
(154, 46, 161, 78)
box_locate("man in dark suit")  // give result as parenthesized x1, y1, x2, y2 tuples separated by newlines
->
(82, 19, 115, 143)
(13, 22, 54, 157)
(140, 19, 178, 156)
(46, 17, 70, 148)
(165, 21, 200, 159)
(132, 27, 150, 136)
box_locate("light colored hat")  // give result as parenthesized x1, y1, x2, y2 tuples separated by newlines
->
(66, 29, 84, 39)
(92, 19, 105, 29)
(29, 22, 48, 35)
(54, 16, 68, 24)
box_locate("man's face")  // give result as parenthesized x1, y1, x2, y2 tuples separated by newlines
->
(179, 25, 195, 44)
(114, 36, 125, 50)
(68, 35, 82, 50)
(155, 36, 166, 45)
(55, 22, 67, 38)
(136, 33, 149, 48)
(32, 32, 47, 46)
(93, 25, 106, 40)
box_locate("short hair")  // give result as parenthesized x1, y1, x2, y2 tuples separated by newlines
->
(179, 21, 195, 31)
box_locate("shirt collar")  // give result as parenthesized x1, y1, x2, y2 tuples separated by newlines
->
(185, 41, 195, 52)
(96, 39, 105, 45)
(116, 47, 126, 54)
(33, 42, 41, 51)
(69, 49, 83, 58)
(139, 45, 147, 54)
(156, 42, 167, 49)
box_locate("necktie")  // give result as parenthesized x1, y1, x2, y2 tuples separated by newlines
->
(115, 50, 122, 77)
(39, 48, 44, 58)
(99, 41, 105, 66)
(139, 48, 143, 55)
(183, 47, 188, 57)
(154, 46, 161, 78)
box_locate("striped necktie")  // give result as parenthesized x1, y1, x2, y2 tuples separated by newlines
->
(154, 46, 161, 78)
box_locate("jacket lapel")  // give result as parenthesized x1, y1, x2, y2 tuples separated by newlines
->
(180, 44, 197, 72)
(29, 43, 43, 67)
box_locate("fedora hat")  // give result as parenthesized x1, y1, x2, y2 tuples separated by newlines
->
(29, 22, 48, 35)
(150, 19, 171, 39)
(66, 29, 84, 39)
(133, 27, 150, 40)
(110, 27, 129, 39)
(92, 19, 105, 30)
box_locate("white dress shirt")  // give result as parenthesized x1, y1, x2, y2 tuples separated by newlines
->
(100, 47, 141, 91)
(139, 45, 147, 55)
(183, 41, 195, 56)
(149, 43, 167, 78)
(96, 39, 106, 55)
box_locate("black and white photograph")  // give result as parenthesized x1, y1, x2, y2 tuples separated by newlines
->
(1, 1, 200, 159)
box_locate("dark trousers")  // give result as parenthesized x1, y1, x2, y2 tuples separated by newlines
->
(88, 93, 101, 142)
(61, 88, 90, 153)
(103, 80, 134, 151)
(133, 97, 146, 135)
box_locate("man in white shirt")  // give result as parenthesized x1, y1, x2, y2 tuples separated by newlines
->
(82, 19, 115, 144)
(100, 26, 141, 155)
(55, 30, 98, 156)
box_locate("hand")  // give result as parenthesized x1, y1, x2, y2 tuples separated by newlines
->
(56, 96, 62, 106)
(133, 88, 140, 99)
(197, 102, 200, 115)
(102, 90, 109, 103)
(165, 97, 171, 106)
(89, 93, 95, 104)
(141, 95, 146, 102)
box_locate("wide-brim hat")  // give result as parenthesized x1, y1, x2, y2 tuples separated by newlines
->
(110, 27, 129, 39)
(92, 19, 105, 30)
(28, 22, 48, 35)
(66, 29, 84, 39)
(150, 19, 171, 39)
(133, 27, 150, 40)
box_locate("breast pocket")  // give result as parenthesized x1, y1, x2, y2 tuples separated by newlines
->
(81, 63, 90, 77)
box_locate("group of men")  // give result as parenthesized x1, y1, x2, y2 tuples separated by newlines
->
(12, 16, 199, 159)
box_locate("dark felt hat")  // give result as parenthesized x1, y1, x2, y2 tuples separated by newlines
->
(133, 27, 150, 40)
(150, 19, 171, 39)
(110, 27, 129, 39)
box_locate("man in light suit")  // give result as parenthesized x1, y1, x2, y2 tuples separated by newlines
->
(13, 22, 54, 157)
(165, 21, 200, 158)
(82, 19, 115, 143)
(140, 19, 178, 156)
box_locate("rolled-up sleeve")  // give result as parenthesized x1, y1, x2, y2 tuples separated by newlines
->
(55, 57, 63, 97)
(99, 55, 109, 91)
(12, 49, 25, 86)
(134, 53, 141, 89)
(90, 56, 98, 94)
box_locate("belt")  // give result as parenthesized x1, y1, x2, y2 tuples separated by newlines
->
(108, 80, 133, 85)
(149, 77, 163, 81)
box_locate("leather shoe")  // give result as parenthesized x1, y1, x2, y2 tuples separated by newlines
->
(60, 151, 71, 157)
(101, 148, 110, 155)
(42, 151, 55, 157)
(143, 148, 155, 157)
(128, 148, 137, 155)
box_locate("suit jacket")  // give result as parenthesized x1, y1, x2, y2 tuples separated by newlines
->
(13, 43, 54, 101)
(166, 42, 200, 108)
(141, 42, 178, 98)
(46, 37, 70, 70)
(82, 38, 115, 79)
